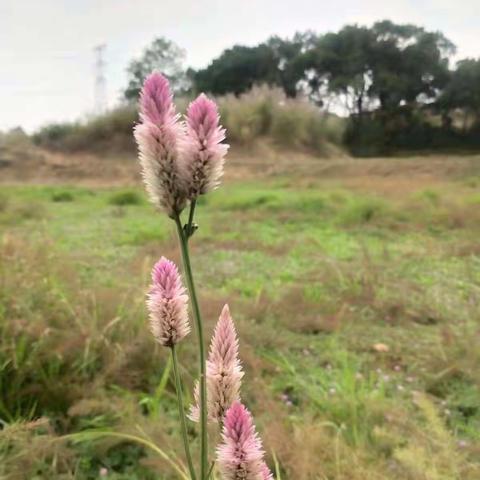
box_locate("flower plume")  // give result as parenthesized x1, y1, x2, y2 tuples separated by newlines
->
(182, 93, 229, 199)
(147, 257, 190, 346)
(134, 72, 187, 217)
(190, 304, 243, 422)
(139, 73, 176, 125)
(261, 462, 274, 480)
(217, 402, 272, 480)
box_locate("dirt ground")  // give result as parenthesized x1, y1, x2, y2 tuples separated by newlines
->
(1, 142, 480, 188)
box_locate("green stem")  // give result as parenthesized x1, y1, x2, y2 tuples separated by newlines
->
(206, 461, 215, 479)
(174, 214, 208, 480)
(171, 345, 197, 480)
(186, 199, 197, 239)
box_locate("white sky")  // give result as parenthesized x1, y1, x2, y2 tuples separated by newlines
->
(0, 0, 479, 132)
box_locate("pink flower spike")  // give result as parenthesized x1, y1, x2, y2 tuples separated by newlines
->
(134, 73, 188, 217)
(261, 462, 274, 480)
(147, 257, 190, 347)
(189, 304, 243, 422)
(182, 93, 229, 198)
(217, 402, 272, 480)
(140, 72, 176, 125)
(209, 304, 242, 372)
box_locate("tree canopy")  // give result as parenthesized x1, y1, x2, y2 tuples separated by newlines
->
(124, 21, 480, 153)
(125, 22, 467, 118)
(124, 37, 190, 101)
(193, 44, 278, 96)
(439, 58, 480, 118)
(296, 21, 455, 115)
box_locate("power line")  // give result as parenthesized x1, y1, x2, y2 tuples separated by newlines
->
(93, 44, 107, 115)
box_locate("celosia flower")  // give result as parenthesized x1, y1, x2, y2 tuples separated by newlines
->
(147, 257, 190, 346)
(139, 73, 177, 125)
(182, 93, 229, 199)
(217, 402, 272, 480)
(261, 462, 274, 480)
(190, 304, 243, 422)
(134, 72, 187, 217)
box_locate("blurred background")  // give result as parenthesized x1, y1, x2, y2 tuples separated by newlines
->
(1, 1, 479, 479)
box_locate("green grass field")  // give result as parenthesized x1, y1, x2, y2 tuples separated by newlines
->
(1, 167, 480, 479)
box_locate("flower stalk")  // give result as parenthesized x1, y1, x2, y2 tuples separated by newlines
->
(185, 199, 198, 239)
(136, 72, 273, 480)
(174, 213, 208, 480)
(171, 344, 197, 480)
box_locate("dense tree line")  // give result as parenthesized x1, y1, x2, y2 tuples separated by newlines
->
(124, 21, 480, 154)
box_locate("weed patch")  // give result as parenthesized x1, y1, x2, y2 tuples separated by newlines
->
(109, 190, 144, 206)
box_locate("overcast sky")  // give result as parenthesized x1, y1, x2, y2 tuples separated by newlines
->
(1, 0, 479, 132)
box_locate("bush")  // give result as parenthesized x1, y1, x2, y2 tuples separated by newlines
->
(108, 190, 143, 206)
(31, 87, 346, 155)
(218, 86, 345, 153)
(32, 123, 79, 149)
(270, 104, 307, 148)
(338, 197, 390, 226)
(344, 117, 387, 156)
(344, 108, 480, 156)
(218, 87, 276, 144)
(0, 127, 31, 149)
(0, 193, 8, 212)
(33, 106, 138, 152)
(51, 191, 74, 202)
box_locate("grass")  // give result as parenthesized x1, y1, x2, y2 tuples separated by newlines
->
(32, 105, 138, 153)
(108, 190, 144, 207)
(218, 86, 345, 154)
(0, 168, 479, 479)
(31, 87, 345, 156)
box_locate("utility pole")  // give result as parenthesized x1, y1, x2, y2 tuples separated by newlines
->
(93, 44, 107, 115)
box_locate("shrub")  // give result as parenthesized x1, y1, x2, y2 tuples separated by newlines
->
(344, 117, 387, 156)
(32, 123, 79, 149)
(344, 107, 480, 156)
(270, 103, 307, 149)
(338, 198, 390, 226)
(31, 87, 346, 155)
(218, 87, 276, 144)
(33, 106, 138, 152)
(218, 86, 345, 154)
(0, 193, 8, 212)
(51, 191, 74, 202)
(108, 190, 143, 206)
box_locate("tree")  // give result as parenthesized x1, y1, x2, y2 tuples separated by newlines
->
(300, 25, 376, 115)
(124, 37, 190, 101)
(439, 58, 480, 130)
(265, 32, 318, 97)
(192, 33, 318, 97)
(193, 44, 278, 96)
(291, 21, 458, 154)
(298, 21, 455, 115)
(369, 20, 455, 110)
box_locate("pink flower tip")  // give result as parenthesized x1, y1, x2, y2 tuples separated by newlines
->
(147, 257, 190, 347)
(151, 257, 183, 298)
(186, 93, 222, 141)
(189, 304, 243, 423)
(182, 93, 229, 198)
(261, 462, 274, 480)
(217, 402, 272, 480)
(140, 72, 175, 125)
(135, 73, 187, 215)
(210, 304, 241, 370)
(222, 402, 256, 444)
